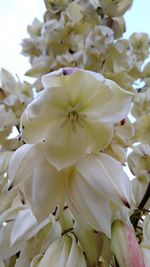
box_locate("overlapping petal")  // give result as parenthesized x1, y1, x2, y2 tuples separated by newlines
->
(21, 68, 133, 169)
(76, 153, 131, 207)
(66, 170, 112, 237)
(23, 160, 66, 220)
(111, 220, 145, 267)
(45, 120, 113, 170)
(66, 152, 131, 237)
(8, 143, 44, 188)
(34, 234, 87, 267)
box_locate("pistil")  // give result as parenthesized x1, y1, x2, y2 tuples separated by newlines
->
(60, 103, 87, 133)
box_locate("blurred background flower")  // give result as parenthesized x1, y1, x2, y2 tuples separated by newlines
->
(0, 0, 150, 77)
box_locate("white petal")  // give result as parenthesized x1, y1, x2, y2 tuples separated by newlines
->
(66, 172, 111, 237)
(85, 79, 133, 124)
(45, 121, 90, 170)
(0, 206, 24, 226)
(66, 234, 87, 267)
(0, 189, 16, 214)
(30, 255, 43, 267)
(10, 209, 37, 246)
(24, 160, 66, 220)
(42, 69, 132, 124)
(37, 236, 72, 267)
(42, 68, 77, 88)
(0, 221, 25, 260)
(74, 223, 103, 267)
(84, 120, 113, 151)
(1, 68, 18, 93)
(0, 151, 13, 175)
(8, 143, 44, 188)
(76, 153, 131, 207)
(21, 109, 49, 143)
(14, 249, 30, 267)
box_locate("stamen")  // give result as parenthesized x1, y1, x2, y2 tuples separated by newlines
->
(59, 103, 87, 132)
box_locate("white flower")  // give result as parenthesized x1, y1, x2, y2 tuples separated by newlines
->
(21, 68, 133, 170)
(31, 234, 87, 267)
(74, 222, 106, 266)
(8, 143, 131, 237)
(128, 144, 150, 176)
(66, 152, 131, 237)
(99, 0, 133, 17)
(111, 220, 145, 267)
(134, 114, 150, 145)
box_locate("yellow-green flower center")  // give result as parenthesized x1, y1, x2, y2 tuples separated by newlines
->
(60, 103, 87, 133)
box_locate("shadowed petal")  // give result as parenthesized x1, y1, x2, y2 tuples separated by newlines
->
(24, 160, 66, 221)
(66, 171, 112, 237)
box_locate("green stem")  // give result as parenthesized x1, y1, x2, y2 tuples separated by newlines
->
(138, 181, 150, 210)
(130, 181, 150, 230)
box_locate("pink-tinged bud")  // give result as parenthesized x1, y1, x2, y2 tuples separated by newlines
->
(111, 220, 145, 267)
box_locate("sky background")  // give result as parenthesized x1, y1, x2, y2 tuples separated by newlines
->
(0, 0, 150, 77)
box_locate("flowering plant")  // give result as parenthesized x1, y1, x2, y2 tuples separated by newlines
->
(0, 0, 150, 266)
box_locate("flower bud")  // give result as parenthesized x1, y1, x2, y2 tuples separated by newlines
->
(32, 233, 87, 267)
(111, 220, 145, 267)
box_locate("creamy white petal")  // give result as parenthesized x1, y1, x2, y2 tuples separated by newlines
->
(8, 143, 44, 188)
(42, 69, 132, 125)
(45, 121, 90, 170)
(0, 206, 25, 226)
(111, 220, 145, 267)
(21, 109, 49, 143)
(0, 189, 16, 214)
(37, 236, 72, 267)
(85, 79, 133, 124)
(66, 235, 87, 267)
(74, 223, 103, 267)
(0, 151, 13, 175)
(0, 221, 25, 260)
(76, 153, 131, 207)
(30, 255, 43, 267)
(10, 209, 37, 246)
(24, 86, 68, 119)
(14, 249, 31, 267)
(100, 0, 133, 17)
(1, 68, 18, 93)
(45, 118, 113, 170)
(42, 68, 77, 88)
(24, 160, 66, 220)
(66, 172, 112, 237)
(40, 216, 62, 254)
(84, 120, 113, 151)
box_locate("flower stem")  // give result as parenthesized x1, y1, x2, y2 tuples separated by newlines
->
(130, 181, 150, 230)
(138, 181, 150, 209)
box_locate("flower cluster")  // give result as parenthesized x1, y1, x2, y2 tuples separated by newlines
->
(0, 0, 150, 266)
(22, 0, 146, 93)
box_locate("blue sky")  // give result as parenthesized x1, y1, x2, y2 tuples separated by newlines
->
(0, 0, 150, 76)
(124, 0, 150, 37)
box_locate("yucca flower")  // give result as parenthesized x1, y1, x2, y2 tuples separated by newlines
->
(111, 220, 145, 267)
(31, 233, 87, 267)
(21, 67, 133, 170)
(99, 0, 133, 17)
(8, 143, 131, 237)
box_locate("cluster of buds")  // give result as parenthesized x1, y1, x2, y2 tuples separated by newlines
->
(22, 0, 148, 93)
